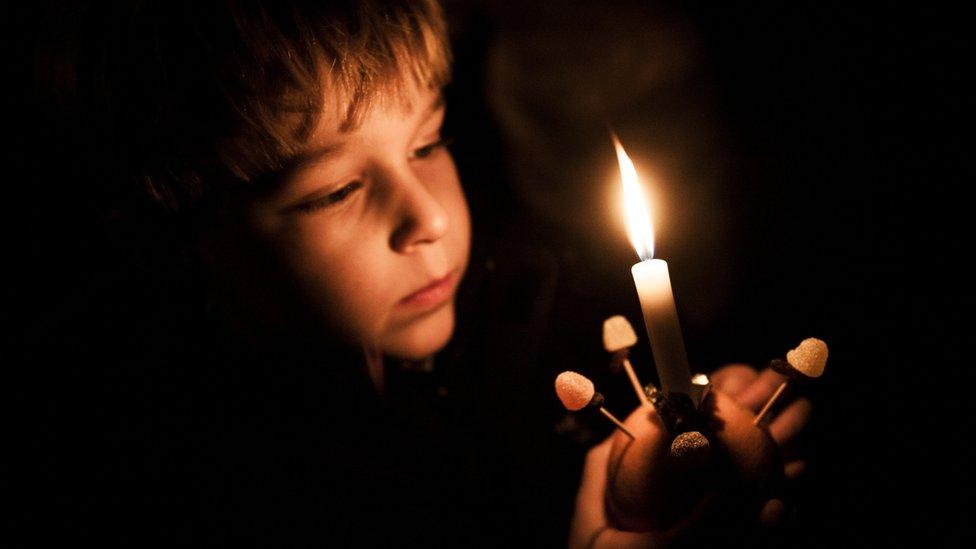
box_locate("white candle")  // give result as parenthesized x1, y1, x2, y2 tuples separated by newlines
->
(632, 259, 693, 397)
(614, 134, 693, 400)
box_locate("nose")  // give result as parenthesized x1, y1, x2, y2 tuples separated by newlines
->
(388, 169, 450, 253)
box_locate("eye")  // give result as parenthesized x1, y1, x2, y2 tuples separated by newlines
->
(412, 136, 454, 160)
(296, 181, 363, 213)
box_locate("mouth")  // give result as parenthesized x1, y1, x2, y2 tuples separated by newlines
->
(398, 269, 458, 310)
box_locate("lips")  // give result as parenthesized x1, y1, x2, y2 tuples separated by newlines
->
(398, 269, 457, 309)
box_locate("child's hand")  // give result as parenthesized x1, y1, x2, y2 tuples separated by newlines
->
(568, 364, 812, 548)
(709, 364, 812, 482)
(568, 433, 724, 548)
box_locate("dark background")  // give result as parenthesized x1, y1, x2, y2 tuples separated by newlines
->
(439, 1, 969, 545)
(10, 1, 969, 545)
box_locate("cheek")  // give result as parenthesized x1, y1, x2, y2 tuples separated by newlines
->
(253, 158, 471, 350)
(278, 220, 395, 340)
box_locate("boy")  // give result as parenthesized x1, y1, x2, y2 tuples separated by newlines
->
(24, 0, 810, 545)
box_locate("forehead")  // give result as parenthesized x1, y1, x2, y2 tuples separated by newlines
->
(306, 80, 444, 146)
(247, 82, 444, 201)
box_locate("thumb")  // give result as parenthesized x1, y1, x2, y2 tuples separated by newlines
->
(758, 497, 787, 530)
(569, 435, 615, 549)
(578, 434, 615, 508)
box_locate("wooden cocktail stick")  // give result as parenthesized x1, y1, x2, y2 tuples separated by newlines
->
(603, 316, 651, 407)
(598, 408, 635, 439)
(754, 381, 790, 426)
(754, 337, 828, 426)
(555, 371, 635, 440)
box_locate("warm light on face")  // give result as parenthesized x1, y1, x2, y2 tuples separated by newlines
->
(613, 133, 655, 261)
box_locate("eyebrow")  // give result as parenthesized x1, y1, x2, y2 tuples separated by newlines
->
(291, 93, 445, 172)
(268, 93, 447, 210)
(288, 136, 348, 174)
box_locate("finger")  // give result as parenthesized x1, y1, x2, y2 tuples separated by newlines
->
(739, 368, 789, 413)
(709, 364, 758, 399)
(572, 431, 669, 549)
(568, 436, 615, 548)
(767, 397, 813, 447)
(758, 498, 786, 530)
(578, 436, 614, 505)
(784, 458, 807, 481)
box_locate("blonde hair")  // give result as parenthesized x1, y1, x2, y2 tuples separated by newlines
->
(69, 0, 451, 217)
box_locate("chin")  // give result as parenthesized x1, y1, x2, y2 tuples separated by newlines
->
(384, 302, 456, 360)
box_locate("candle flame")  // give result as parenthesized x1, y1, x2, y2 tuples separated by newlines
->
(613, 133, 655, 260)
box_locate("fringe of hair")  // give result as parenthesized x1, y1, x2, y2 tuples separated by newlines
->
(69, 0, 451, 219)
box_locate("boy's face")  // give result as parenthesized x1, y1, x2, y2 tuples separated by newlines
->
(212, 82, 471, 360)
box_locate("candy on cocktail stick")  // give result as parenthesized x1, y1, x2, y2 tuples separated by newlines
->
(555, 371, 635, 440)
(754, 337, 828, 426)
(602, 316, 650, 407)
(669, 430, 710, 468)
